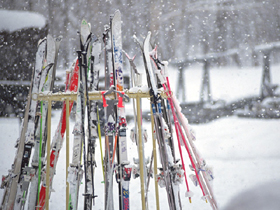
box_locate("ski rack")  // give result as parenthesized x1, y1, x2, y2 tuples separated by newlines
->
(31, 89, 170, 210)
(33, 89, 170, 101)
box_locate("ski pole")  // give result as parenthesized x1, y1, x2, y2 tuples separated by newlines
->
(163, 63, 217, 209)
(161, 75, 207, 201)
(154, 62, 193, 202)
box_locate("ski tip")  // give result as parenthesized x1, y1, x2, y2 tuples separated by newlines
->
(114, 9, 121, 16)
(92, 34, 99, 43)
(144, 32, 151, 44)
(133, 35, 143, 49)
(123, 50, 136, 61)
(37, 37, 47, 46)
(88, 22, 91, 31)
(132, 35, 139, 43)
(123, 50, 129, 57)
(81, 19, 87, 25)
(47, 34, 53, 40)
(104, 24, 110, 31)
(55, 35, 63, 42)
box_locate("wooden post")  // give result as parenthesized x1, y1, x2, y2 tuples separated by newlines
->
(200, 60, 212, 103)
(46, 100, 52, 210)
(261, 50, 272, 98)
(176, 65, 186, 102)
(136, 96, 145, 210)
(32, 90, 169, 209)
(150, 105, 160, 210)
(66, 98, 70, 210)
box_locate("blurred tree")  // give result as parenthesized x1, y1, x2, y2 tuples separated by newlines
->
(1, 0, 280, 67)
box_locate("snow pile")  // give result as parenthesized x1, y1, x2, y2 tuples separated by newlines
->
(0, 9, 46, 32)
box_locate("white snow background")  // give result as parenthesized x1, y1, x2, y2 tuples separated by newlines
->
(1, 64, 280, 210)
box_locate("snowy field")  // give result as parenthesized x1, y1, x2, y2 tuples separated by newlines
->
(1, 64, 280, 210)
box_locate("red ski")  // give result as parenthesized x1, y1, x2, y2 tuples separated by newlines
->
(37, 59, 79, 210)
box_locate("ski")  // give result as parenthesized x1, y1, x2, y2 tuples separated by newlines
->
(68, 18, 93, 210)
(25, 35, 62, 210)
(103, 18, 116, 210)
(136, 31, 178, 209)
(149, 47, 177, 164)
(150, 49, 218, 209)
(36, 56, 79, 210)
(111, 10, 132, 210)
(35, 34, 61, 210)
(85, 36, 102, 208)
(83, 34, 101, 208)
(33, 34, 62, 210)
(150, 47, 192, 209)
(149, 52, 193, 203)
(79, 19, 93, 210)
(15, 36, 51, 210)
(68, 58, 84, 210)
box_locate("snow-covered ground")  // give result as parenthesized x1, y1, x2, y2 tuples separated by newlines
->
(1, 64, 280, 210)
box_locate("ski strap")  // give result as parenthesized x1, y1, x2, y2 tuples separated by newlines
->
(101, 86, 129, 108)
